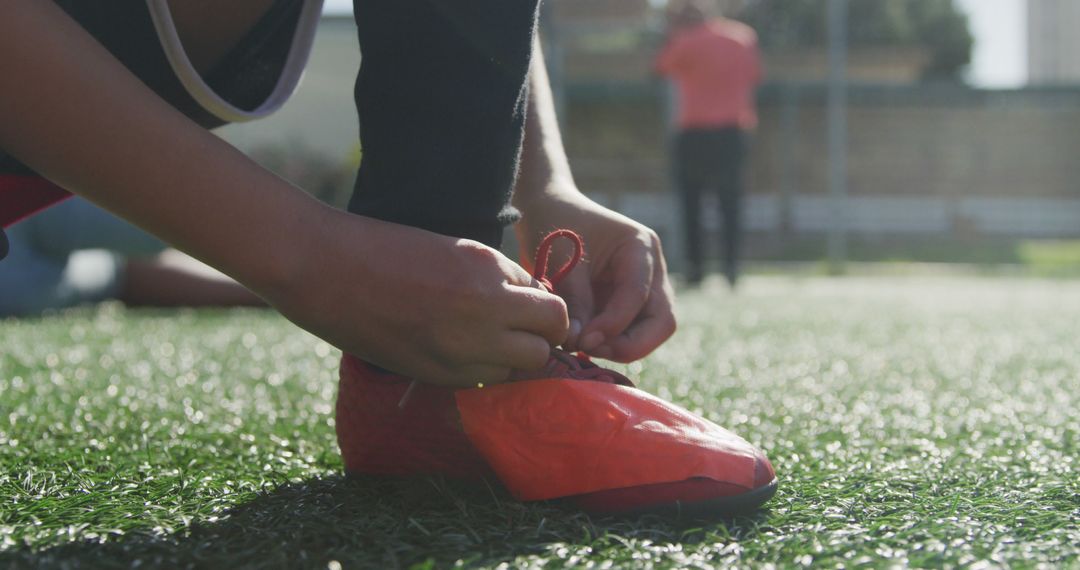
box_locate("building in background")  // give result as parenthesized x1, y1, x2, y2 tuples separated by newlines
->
(219, 3, 1080, 270)
(551, 0, 651, 25)
(1027, 0, 1080, 84)
(544, 0, 1080, 261)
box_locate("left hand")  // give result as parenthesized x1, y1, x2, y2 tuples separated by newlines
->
(516, 188, 676, 363)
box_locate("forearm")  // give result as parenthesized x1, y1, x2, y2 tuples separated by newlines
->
(511, 38, 583, 214)
(0, 0, 325, 299)
(0, 0, 577, 383)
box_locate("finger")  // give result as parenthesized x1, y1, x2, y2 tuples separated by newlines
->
(579, 248, 654, 352)
(420, 329, 552, 387)
(495, 250, 541, 288)
(488, 330, 555, 371)
(592, 302, 676, 363)
(504, 285, 569, 347)
(591, 270, 676, 362)
(419, 364, 513, 388)
(554, 269, 594, 351)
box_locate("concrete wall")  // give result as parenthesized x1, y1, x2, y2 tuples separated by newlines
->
(1028, 0, 1080, 85)
(561, 84, 1080, 241)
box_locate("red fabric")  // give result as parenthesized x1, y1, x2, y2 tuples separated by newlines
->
(508, 349, 632, 385)
(0, 175, 72, 228)
(455, 379, 768, 502)
(335, 354, 492, 480)
(655, 19, 762, 130)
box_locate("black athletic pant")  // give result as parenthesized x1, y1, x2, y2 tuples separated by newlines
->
(674, 127, 747, 285)
(349, 0, 540, 249)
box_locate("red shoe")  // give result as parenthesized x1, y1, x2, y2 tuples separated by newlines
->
(457, 352, 777, 516)
(335, 353, 492, 480)
(459, 230, 777, 515)
(336, 229, 777, 515)
(333, 230, 589, 481)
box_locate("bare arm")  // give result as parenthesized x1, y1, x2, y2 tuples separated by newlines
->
(0, 0, 317, 298)
(513, 38, 676, 362)
(511, 39, 577, 212)
(0, 0, 567, 385)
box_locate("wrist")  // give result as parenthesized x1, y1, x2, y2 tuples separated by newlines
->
(513, 175, 584, 216)
(514, 187, 617, 246)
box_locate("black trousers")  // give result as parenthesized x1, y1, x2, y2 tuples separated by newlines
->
(674, 127, 747, 284)
(1, 0, 539, 250)
(349, 0, 540, 249)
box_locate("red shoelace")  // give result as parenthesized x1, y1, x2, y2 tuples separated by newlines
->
(508, 346, 632, 386)
(530, 228, 584, 292)
(400, 229, 630, 409)
(513, 229, 632, 386)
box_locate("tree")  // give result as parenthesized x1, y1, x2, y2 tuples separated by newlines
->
(738, 0, 973, 81)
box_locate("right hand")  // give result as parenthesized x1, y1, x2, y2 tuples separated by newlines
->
(273, 209, 569, 387)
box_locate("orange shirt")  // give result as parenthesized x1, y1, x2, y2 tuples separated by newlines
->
(655, 19, 763, 130)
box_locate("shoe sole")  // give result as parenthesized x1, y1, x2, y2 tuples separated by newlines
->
(587, 477, 779, 519)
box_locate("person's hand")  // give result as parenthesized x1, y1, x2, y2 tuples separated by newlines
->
(516, 189, 676, 363)
(0, 0, 566, 388)
(274, 209, 569, 387)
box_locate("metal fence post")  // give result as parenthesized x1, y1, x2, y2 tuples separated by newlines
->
(779, 83, 800, 236)
(827, 0, 849, 273)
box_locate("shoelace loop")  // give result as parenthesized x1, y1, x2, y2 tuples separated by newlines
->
(398, 229, 627, 407)
(524, 230, 632, 387)
(532, 229, 584, 291)
(542, 348, 634, 386)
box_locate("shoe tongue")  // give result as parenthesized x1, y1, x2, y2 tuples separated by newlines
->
(509, 349, 634, 387)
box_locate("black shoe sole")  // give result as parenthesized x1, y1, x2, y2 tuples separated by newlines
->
(591, 477, 779, 519)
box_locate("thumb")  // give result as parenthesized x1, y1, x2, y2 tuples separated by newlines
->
(554, 269, 594, 351)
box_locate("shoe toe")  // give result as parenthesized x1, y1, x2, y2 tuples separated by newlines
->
(754, 449, 776, 489)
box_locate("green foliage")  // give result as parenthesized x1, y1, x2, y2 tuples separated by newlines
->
(740, 0, 974, 80)
(2, 277, 1079, 568)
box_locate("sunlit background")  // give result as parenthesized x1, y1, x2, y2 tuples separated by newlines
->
(5, 3, 1079, 566)
(217, 0, 1080, 276)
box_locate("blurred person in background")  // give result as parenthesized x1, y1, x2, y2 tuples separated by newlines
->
(656, 0, 762, 288)
(0, 197, 263, 317)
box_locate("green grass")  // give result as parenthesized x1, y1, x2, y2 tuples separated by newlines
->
(1, 276, 1078, 568)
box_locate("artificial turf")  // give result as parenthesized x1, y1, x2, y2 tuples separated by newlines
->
(1, 275, 1077, 568)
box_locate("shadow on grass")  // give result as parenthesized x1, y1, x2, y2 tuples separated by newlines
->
(2, 475, 771, 569)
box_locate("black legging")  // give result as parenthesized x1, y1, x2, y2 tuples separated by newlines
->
(675, 127, 746, 284)
(349, 0, 541, 249)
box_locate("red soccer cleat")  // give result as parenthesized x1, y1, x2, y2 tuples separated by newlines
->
(467, 230, 777, 515)
(335, 353, 492, 480)
(456, 368, 777, 516)
(335, 229, 777, 515)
